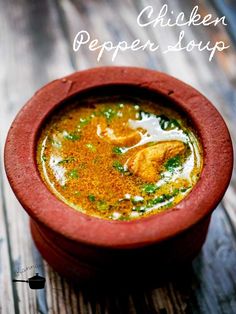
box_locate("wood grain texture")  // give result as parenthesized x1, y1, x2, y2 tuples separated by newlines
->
(0, 0, 236, 313)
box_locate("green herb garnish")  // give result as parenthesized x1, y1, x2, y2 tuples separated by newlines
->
(113, 160, 126, 173)
(51, 140, 62, 148)
(157, 114, 170, 129)
(142, 183, 158, 194)
(137, 111, 180, 130)
(165, 155, 182, 173)
(156, 115, 180, 130)
(146, 189, 181, 208)
(147, 195, 166, 207)
(78, 117, 91, 128)
(63, 131, 80, 141)
(172, 188, 180, 196)
(68, 169, 79, 179)
(132, 206, 146, 213)
(180, 186, 191, 193)
(167, 119, 181, 129)
(101, 107, 117, 122)
(131, 196, 144, 204)
(41, 155, 47, 162)
(97, 200, 109, 211)
(88, 194, 96, 202)
(57, 157, 76, 165)
(164, 201, 173, 208)
(138, 110, 151, 120)
(112, 147, 123, 155)
(86, 143, 96, 152)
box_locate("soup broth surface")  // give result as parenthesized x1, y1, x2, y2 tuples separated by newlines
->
(37, 96, 203, 220)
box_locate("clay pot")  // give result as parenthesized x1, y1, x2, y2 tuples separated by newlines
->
(4, 67, 233, 285)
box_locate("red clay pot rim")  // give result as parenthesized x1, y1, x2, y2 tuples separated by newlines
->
(4, 66, 233, 249)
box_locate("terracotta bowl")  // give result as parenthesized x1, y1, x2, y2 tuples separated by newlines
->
(4, 67, 233, 285)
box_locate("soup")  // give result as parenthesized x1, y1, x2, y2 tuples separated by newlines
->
(37, 96, 203, 220)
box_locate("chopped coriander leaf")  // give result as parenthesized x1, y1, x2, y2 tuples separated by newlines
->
(147, 191, 179, 208)
(183, 130, 189, 136)
(112, 146, 123, 155)
(156, 114, 169, 129)
(113, 160, 126, 173)
(57, 157, 76, 165)
(138, 110, 151, 120)
(165, 155, 182, 173)
(74, 191, 81, 196)
(142, 183, 158, 194)
(51, 140, 62, 148)
(164, 193, 174, 200)
(86, 143, 96, 152)
(101, 107, 117, 122)
(78, 117, 91, 128)
(132, 206, 146, 212)
(88, 194, 96, 202)
(41, 155, 47, 162)
(97, 200, 109, 211)
(68, 169, 79, 179)
(168, 119, 181, 129)
(164, 201, 173, 208)
(172, 188, 180, 196)
(63, 131, 80, 141)
(156, 115, 180, 130)
(131, 196, 144, 204)
(155, 195, 166, 202)
(147, 195, 166, 207)
(180, 186, 191, 192)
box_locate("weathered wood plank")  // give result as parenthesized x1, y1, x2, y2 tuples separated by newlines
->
(0, 160, 16, 314)
(191, 205, 236, 314)
(210, 0, 236, 45)
(0, 0, 73, 313)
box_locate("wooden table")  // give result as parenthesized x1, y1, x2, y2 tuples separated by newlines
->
(0, 0, 236, 313)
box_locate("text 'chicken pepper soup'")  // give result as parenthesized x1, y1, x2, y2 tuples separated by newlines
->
(37, 95, 203, 221)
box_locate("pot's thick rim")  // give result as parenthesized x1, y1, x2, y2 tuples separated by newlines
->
(4, 66, 233, 249)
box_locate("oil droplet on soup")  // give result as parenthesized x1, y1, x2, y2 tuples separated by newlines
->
(37, 96, 203, 221)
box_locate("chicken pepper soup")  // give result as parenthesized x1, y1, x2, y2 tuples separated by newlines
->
(37, 95, 203, 220)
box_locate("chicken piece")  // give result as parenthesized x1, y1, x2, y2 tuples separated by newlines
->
(127, 141, 185, 182)
(104, 129, 141, 146)
(97, 119, 141, 147)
